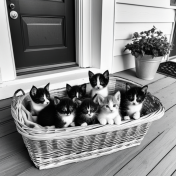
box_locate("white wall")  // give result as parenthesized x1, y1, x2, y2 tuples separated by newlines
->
(111, 3, 175, 73)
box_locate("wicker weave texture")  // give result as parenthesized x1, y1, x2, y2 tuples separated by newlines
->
(11, 76, 164, 169)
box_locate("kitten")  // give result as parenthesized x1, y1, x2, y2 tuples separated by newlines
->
(88, 70, 109, 98)
(120, 84, 148, 120)
(75, 95, 99, 126)
(27, 83, 50, 116)
(37, 97, 76, 128)
(97, 91, 121, 125)
(66, 83, 87, 99)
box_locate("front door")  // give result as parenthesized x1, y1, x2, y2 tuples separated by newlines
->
(6, 0, 75, 75)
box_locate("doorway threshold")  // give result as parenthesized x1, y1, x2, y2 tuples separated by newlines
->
(0, 67, 102, 100)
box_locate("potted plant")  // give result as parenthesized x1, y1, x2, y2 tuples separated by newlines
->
(124, 26, 172, 80)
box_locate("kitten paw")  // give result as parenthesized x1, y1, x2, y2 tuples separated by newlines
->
(107, 119, 114, 125)
(81, 122, 88, 127)
(133, 112, 140, 120)
(124, 116, 130, 120)
(114, 116, 121, 125)
(99, 119, 107, 125)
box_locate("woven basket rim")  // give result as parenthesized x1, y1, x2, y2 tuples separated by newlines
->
(11, 76, 165, 140)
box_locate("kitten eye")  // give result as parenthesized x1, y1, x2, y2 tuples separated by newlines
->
(40, 98, 45, 102)
(113, 104, 116, 107)
(137, 97, 142, 102)
(106, 105, 109, 108)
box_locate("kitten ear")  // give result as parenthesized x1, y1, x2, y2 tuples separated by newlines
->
(54, 96, 60, 106)
(44, 83, 50, 92)
(88, 71, 94, 79)
(96, 95, 104, 105)
(66, 84, 72, 92)
(141, 85, 148, 95)
(126, 83, 131, 92)
(103, 70, 109, 79)
(114, 91, 121, 103)
(81, 83, 87, 92)
(30, 86, 37, 96)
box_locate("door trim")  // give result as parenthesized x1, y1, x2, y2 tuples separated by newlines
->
(0, 0, 93, 82)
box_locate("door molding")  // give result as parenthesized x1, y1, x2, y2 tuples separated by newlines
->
(0, 0, 93, 82)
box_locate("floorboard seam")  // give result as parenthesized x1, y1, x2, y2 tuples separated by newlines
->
(113, 131, 165, 176)
(146, 145, 176, 176)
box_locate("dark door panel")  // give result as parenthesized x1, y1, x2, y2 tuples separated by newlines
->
(19, 0, 65, 16)
(22, 17, 65, 50)
(6, 0, 75, 73)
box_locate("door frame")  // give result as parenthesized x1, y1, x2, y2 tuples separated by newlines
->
(0, 0, 115, 83)
(0, 0, 93, 82)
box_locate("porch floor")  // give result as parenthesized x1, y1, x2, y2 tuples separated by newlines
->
(1, 69, 176, 176)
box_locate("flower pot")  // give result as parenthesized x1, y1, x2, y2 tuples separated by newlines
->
(135, 55, 163, 80)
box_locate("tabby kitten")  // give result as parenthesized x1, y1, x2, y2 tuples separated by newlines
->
(66, 83, 87, 99)
(120, 84, 148, 120)
(88, 70, 109, 98)
(75, 95, 99, 126)
(37, 97, 76, 128)
(27, 83, 50, 116)
(97, 91, 121, 125)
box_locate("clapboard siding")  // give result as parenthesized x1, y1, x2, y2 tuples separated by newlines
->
(114, 23, 173, 40)
(115, 4, 175, 23)
(113, 35, 171, 56)
(112, 3, 175, 72)
(116, 0, 176, 9)
(112, 54, 135, 73)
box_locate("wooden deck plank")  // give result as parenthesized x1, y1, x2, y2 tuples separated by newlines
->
(0, 119, 17, 138)
(147, 145, 176, 176)
(154, 81, 176, 110)
(148, 77, 176, 94)
(0, 98, 12, 123)
(0, 132, 24, 160)
(1, 72, 175, 176)
(114, 120, 176, 176)
(0, 149, 33, 176)
(0, 109, 12, 123)
(172, 170, 176, 176)
(114, 69, 166, 86)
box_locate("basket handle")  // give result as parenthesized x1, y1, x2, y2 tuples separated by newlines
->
(13, 89, 25, 98)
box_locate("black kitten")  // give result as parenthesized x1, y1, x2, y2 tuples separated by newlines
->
(75, 95, 99, 126)
(27, 83, 50, 116)
(88, 70, 109, 98)
(120, 84, 148, 120)
(37, 97, 76, 128)
(66, 83, 86, 99)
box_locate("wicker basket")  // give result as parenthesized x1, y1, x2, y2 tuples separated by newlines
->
(11, 76, 164, 170)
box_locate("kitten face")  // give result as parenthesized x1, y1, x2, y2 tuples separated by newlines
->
(79, 98, 99, 119)
(126, 84, 148, 106)
(88, 70, 109, 90)
(54, 97, 76, 116)
(98, 91, 121, 113)
(30, 83, 50, 105)
(66, 84, 86, 99)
